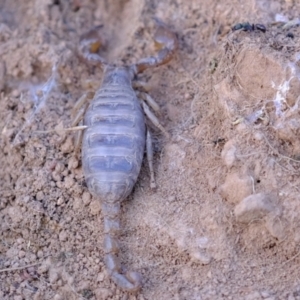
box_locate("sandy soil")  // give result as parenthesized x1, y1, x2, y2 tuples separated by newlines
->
(1, 0, 300, 299)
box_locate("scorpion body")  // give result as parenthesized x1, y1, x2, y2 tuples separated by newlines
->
(82, 67, 145, 291)
(78, 19, 177, 292)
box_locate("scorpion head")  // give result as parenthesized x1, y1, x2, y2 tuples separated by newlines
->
(102, 65, 134, 86)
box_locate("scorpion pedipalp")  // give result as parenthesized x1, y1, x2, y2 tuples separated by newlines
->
(78, 25, 108, 68)
(134, 18, 178, 73)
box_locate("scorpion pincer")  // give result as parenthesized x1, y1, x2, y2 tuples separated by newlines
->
(77, 18, 178, 292)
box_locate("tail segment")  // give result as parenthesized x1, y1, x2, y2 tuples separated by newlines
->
(102, 201, 142, 292)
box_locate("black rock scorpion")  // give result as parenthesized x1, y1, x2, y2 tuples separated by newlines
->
(73, 18, 178, 292)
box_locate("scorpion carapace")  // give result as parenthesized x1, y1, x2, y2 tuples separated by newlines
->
(79, 19, 177, 292)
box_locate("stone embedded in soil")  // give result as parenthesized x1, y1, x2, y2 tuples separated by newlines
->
(234, 193, 276, 223)
(265, 214, 285, 240)
(221, 140, 237, 168)
(220, 172, 253, 204)
(82, 191, 91, 206)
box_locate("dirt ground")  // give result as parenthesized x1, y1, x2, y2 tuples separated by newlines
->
(2, 0, 300, 299)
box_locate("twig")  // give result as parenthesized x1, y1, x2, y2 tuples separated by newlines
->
(0, 261, 42, 273)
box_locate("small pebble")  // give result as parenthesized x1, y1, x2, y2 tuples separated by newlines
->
(64, 176, 74, 189)
(18, 250, 26, 258)
(17, 238, 24, 244)
(89, 200, 101, 215)
(68, 157, 79, 170)
(57, 197, 64, 206)
(82, 192, 91, 206)
(36, 191, 44, 201)
(61, 137, 74, 154)
(37, 250, 43, 258)
(12, 89, 20, 97)
(97, 272, 105, 282)
(253, 131, 263, 141)
(184, 92, 192, 100)
(59, 230, 68, 242)
(221, 140, 237, 168)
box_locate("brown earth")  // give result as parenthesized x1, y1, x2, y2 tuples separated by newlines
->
(1, 0, 300, 299)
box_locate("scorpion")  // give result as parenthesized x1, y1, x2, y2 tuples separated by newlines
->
(74, 18, 178, 292)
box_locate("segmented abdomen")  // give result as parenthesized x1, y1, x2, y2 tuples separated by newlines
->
(82, 84, 146, 203)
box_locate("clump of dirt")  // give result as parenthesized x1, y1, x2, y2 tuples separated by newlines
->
(2, 0, 300, 299)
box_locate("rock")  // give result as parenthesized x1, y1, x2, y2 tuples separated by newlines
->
(234, 193, 276, 223)
(220, 172, 253, 204)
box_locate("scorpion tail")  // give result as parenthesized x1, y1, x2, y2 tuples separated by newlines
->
(102, 202, 142, 292)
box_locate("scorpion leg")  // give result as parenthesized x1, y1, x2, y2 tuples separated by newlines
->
(142, 101, 170, 139)
(146, 129, 156, 189)
(71, 92, 94, 154)
(71, 91, 94, 122)
(102, 202, 142, 292)
(73, 121, 84, 155)
(139, 92, 161, 115)
(78, 25, 108, 68)
(133, 18, 178, 73)
(132, 81, 152, 92)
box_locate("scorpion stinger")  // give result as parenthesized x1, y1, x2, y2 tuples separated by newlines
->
(133, 18, 178, 74)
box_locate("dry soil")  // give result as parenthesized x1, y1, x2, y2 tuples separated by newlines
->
(1, 0, 300, 299)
